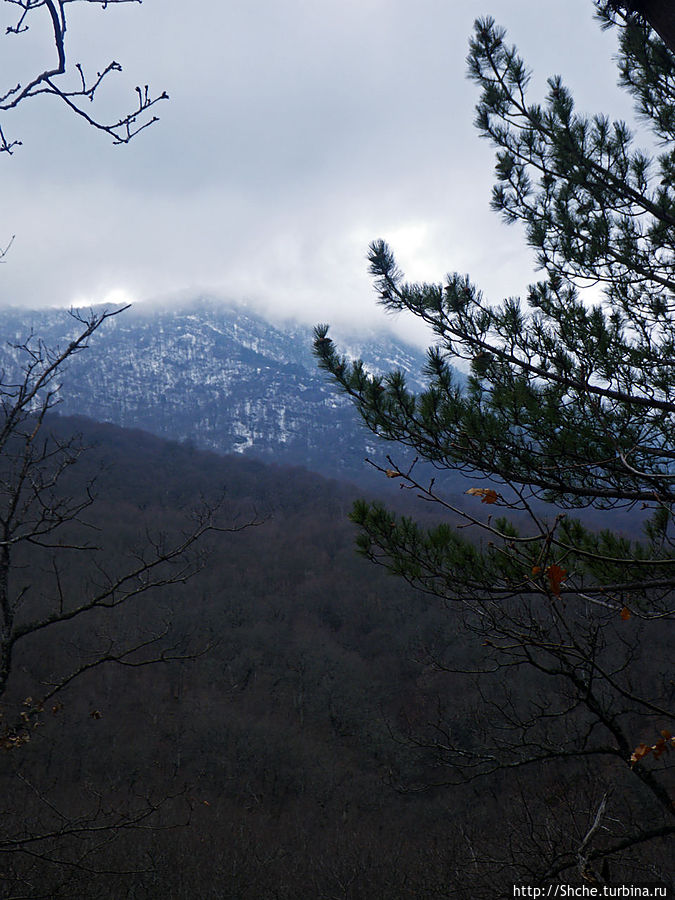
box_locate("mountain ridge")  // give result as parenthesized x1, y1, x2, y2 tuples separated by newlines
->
(0, 297, 451, 483)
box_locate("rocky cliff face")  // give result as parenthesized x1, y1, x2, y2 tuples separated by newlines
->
(0, 299, 444, 480)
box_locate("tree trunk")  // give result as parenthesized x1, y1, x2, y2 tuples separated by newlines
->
(633, 1, 675, 54)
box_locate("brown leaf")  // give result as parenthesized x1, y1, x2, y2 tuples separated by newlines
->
(620, 606, 631, 621)
(652, 738, 667, 760)
(385, 469, 402, 479)
(546, 564, 567, 597)
(466, 487, 499, 504)
(630, 742, 651, 766)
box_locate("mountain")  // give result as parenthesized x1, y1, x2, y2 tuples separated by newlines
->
(0, 298, 448, 481)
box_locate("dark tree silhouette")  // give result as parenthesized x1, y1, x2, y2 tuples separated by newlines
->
(315, 8, 674, 889)
(0, 309, 257, 893)
(599, 1, 675, 53)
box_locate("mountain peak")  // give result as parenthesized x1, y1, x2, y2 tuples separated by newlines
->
(0, 300, 448, 481)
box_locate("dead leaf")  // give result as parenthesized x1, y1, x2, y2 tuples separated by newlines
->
(620, 606, 631, 621)
(652, 738, 667, 760)
(466, 487, 499, 504)
(630, 742, 651, 766)
(546, 564, 567, 597)
(631, 731, 675, 766)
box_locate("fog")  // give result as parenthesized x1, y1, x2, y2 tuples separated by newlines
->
(0, 0, 636, 345)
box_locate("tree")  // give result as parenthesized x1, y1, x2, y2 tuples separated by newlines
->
(601, 1, 675, 54)
(0, 0, 167, 155)
(0, 307, 232, 719)
(0, 308, 255, 895)
(0, 6, 234, 892)
(0, 0, 185, 724)
(314, 6, 674, 891)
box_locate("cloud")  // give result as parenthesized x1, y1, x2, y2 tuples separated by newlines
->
(0, 0, 636, 346)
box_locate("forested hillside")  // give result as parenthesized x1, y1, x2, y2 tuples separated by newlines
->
(1, 415, 669, 898)
(0, 415, 465, 898)
(0, 301, 437, 483)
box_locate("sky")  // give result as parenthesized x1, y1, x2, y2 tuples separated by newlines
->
(0, 0, 638, 345)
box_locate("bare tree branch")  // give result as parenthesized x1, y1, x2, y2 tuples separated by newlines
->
(0, 0, 168, 153)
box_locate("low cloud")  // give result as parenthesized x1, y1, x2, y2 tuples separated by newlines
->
(0, 0, 632, 347)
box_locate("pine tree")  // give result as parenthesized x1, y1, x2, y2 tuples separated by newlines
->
(315, 7, 674, 889)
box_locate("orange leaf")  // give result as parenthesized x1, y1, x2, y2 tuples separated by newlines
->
(531, 566, 542, 576)
(620, 606, 631, 621)
(630, 742, 651, 766)
(466, 487, 499, 504)
(652, 738, 667, 760)
(545, 564, 567, 597)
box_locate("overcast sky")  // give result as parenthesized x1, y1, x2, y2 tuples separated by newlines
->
(0, 0, 638, 343)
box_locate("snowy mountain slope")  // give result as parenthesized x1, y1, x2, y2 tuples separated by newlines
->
(0, 298, 456, 480)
